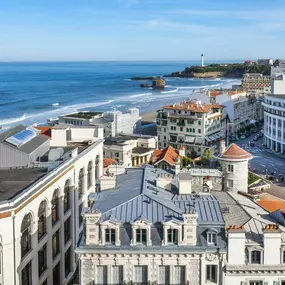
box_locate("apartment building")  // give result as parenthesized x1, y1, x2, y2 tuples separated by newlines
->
(53, 108, 141, 137)
(156, 99, 224, 155)
(0, 124, 103, 285)
(207, 90, 263, 136)
(263, 73, 285, 153)
(242, 73, 271, 94)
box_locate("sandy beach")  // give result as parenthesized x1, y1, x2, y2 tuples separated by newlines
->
(141, 110, 157, 122)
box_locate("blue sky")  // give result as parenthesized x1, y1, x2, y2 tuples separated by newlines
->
(0, 0, 285, 61)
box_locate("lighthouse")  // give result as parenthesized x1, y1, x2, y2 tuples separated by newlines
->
(201, 54, 204, 67)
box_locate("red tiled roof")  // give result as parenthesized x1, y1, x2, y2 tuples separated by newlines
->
(150, 146, 180, 166)
(163, 101, 224, 113)
(103, 158, 117, 168)
(35, 126, 52, 138)
(221, 143, 252, 160)
(257, 200, 285, 212)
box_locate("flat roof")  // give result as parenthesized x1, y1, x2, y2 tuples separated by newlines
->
(0, 168, 48, 200)
(64, 111, 103, 119)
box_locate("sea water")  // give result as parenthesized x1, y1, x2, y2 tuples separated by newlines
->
(0, 61, 241, 129)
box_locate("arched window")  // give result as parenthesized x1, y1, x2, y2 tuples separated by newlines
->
(64, 180, 71, 213)
(87, 161, 92, 189)
(21, 214, 32, 258)
(38, 201, 47, 240)
(52, 190, 59, 225)
(95, 155, 100, 179)
(78, 168, 84, 199)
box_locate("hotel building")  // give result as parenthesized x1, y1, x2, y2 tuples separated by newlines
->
(0, 124, 103, 285)
(156, 100, 224, 155)
(242, 73, 271, 94)
(263, 73, 285, 153)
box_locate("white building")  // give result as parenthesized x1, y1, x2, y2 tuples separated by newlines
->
(103, 134, 157, 167)
(76, 144, 285, 285)
(207, 90, 263, 137)
(0, 124, 104, 285)
(55, 108, 141, 137)
(156, 99, 224, 155)
(263, 73, 285, 153)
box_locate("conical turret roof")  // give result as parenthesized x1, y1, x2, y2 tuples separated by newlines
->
(220, 143, 252, 160)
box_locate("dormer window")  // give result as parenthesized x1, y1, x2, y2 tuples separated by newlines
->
(105, 229, 116, 244)
(167, 229, 178, 244)
(207, 232, 217, 245)
(136, 229, 147, 244)
(251, 250, 261, 264)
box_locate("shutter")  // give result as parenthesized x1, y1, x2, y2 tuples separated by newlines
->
(264, 282, 269, 285)
(113, 266, 123, 284)
(159, 266, 170, 285)
(173, 266, 185, 284)
(274, 282, 281, 285)
(97, 266, 107, 284)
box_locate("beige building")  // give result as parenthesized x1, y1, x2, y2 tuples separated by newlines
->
(242, 73, 271, 94)
(156, 99, 224, 155)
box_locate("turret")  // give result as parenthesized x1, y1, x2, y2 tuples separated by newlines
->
(216, 143, 252, 193)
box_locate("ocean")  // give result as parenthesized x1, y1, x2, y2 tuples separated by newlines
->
(0, 61, 241, 129)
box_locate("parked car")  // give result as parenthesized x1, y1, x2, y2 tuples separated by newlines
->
(240, 135, 246, 139)
(253, 137, 258, 141)
(250, 142, 255, 147)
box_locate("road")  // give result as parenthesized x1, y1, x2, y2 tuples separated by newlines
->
(234, 134, 285, 185)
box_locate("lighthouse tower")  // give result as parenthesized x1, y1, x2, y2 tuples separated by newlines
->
(216, 143, 252, 193)
(201, 54, 204, 67)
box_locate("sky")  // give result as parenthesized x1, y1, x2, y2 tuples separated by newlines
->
(0, 0, 285, 61)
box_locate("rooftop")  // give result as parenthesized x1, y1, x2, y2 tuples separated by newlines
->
(163, 100, 224, 113)
(220, 143, 252, 160)
(151, 145, 180, 166)
(0, 125, 49, 154)
(103, 158, 117, 168)
(0, 167, 48, 200)
(63, 111, 103, 119)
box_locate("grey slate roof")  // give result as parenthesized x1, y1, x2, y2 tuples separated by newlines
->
(90, 167, 224, 225)
(0, 125, 49, 154)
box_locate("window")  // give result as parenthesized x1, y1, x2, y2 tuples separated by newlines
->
(105, 229, 116, 244)
(228, 164, 234, 172)
(198, 121, 202, 125)
(249, 282, 263, 285)
(64, 180, 71, 213)
(136, 229, 147, 244)
(42, 280, 47, 285)
(97, 265, 107, 285)
(21, 261, 32, 285)
(78, 168, 84, 199)
(79, 203, 84, 228)
(159, 266, 170, 285)
(87, 161, 93, 189)
(283, 250, 285, 263)
(134, 266, 147, 283)
(65, 247, 72, 277)
(112, 265, 123, 285)
(173, 266, 185, 284)
(180, 127, 183, 132)
(38, 201, 47, 240)
(52, 230, 60, 259)
(53, 263, 60, 285)
(207, 232, 217, 245)
(38, 244, 47, 277)
(64, 217, 71, 243)
(251, 250, 261, 264)
(52, 190, 59, 225)
(167, 229, 178, 244)
(198, 129, 201, 133)
(206, 265, 217, 283)
(21, 214, 32, 258)
(227, 180, 234, 188)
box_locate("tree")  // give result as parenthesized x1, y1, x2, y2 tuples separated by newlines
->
(201, 149, 214, 165)
(190, 150, 198, 159)
(182, 156, 193, 168)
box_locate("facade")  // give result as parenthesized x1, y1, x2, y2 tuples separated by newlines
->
(56, 108, 141, 137)
(103, 134, 157, 167)
(0, 124, 104, 285)
(156, 99, 224, 155)
(242, 73, 271, 94)
(257, 58, 274, 66)
(263, 73, 285, 153)
(271, 62, 285, 77)
(207, 90, 263, 136)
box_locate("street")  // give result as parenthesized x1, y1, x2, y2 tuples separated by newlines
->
(235, 134, 285, 185)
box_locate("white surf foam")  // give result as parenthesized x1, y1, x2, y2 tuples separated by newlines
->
(52, 103, 59, 106)
(161, 88, 178, 94)
(129, 93, 152, 98)
(0, 114, 27, 126)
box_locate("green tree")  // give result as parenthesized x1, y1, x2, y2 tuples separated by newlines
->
(201, 149, 214, 165)
(182, 156, 193, 168)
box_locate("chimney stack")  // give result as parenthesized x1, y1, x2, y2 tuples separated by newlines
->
(219, 139, 226, 154)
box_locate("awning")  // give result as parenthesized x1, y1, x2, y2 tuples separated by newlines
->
(205, 136, 212, 142)
(195, 137, 204, 145)
(185, 136, 195, 143)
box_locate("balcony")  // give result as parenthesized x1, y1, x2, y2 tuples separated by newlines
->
(177, 122, 185, 127)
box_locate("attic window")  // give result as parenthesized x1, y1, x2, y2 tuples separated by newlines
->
(207, 232, 217, 245)
(136, 229, 147, 244)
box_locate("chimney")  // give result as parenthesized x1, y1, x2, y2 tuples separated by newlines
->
(85, 210, 101, 245)
(227, 225, 245, 265)
(219, 139, 226, 154)
(182, 209, 198, 245)
(263, 224, 282, 265)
